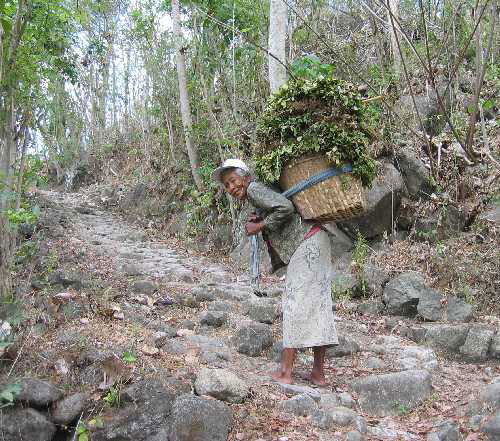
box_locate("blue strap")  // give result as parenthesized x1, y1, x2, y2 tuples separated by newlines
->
(281, 164, 353, 199)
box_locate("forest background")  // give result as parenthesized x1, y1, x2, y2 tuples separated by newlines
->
(0, 0, 498, 307)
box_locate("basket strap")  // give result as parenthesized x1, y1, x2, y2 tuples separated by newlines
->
(281, 164, 353, 199)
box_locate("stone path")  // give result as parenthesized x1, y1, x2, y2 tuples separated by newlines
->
(4, 189, 499, 441)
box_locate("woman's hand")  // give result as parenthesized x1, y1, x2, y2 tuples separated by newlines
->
(245, 221, 264, 236)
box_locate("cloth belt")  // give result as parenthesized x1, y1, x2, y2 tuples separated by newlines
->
(250, 164, 353, 293)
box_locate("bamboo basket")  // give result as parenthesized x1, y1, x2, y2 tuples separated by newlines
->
(279, 154, 366, 222)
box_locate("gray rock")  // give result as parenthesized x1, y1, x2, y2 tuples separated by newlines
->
(279, 393, 318, 417)
(277, 383, 321, 401)
(234, 321, 273, 356)
(122, 263, 143, 276)
(490, 332, 500, 359)
(397, 87, 450, 136)
(364, 356, 386, 369)
(481, 411, 500, 441)
(192, 286, 216, 302)
(329, 406, 357, 426)
(0, 407, 56, 441)
(469, 414, 484, 431)
(339, 392, 355, 409)
(90, 380, 181, 441)
(207, 301, 233, 312)
(383, 272, 426, 317)
(347, 431, 364, 441)
(478, 382, 500, 411)
(200, 311, 228, 327)
(162, 339, 188, 355)
(417, 288, 444, 321)
(358, 300, 384, 315)
(15, 378, 63, 407)
(52, 392, 89, 425)
(479, 200, 500, 225)
(326, 335, 360, 358)
(169, 394, 233, 441)
(179, 320, 195, 330)
(394, 149, 433, 198)
(459, 325, 495, 361)
(354, 415, 368, 433)
(194, 368, 249, 404)
(340, 162, 406, 239)
(47, 270, 84, 289)
(179, 295, 200, 308)
(424, 324, 469, 352)
(360, 264, 390, 298)
(445, 296, 474, 322)
(427, 419, 462, 441)
(352, 369, 432, 416)
(320, 393, 340, 411)
(312, 409, 334, 429)
(415, 205, 466, 243)
(132, 280, 157, 294)
(248, 302, 278, 324)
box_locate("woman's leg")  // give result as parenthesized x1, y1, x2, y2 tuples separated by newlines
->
(310, 346, 327, 386)
(270, 348, 296, 384)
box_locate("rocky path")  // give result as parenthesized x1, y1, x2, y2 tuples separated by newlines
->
(2, 189, 499, 441)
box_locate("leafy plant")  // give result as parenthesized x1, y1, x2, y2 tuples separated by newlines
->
(254, 71, 376, 186)
(103, 386, 120, 407)
(0, 383, 22, 409)
(122, 350, 137, 364)
(7, 205, 40, 225)
(76, 422, 89, 441)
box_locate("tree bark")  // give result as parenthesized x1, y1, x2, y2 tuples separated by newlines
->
(387, 0, 402, 75)
(15, 127, 30, 210)
(268, 0, 288, 94)
(172, 0, 203, 191)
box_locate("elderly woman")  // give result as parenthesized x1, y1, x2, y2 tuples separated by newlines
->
(213, 159, 338, 386)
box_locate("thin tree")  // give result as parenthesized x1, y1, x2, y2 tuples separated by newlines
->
(172, 0, 203, 191)
(269, 0, 288, 93)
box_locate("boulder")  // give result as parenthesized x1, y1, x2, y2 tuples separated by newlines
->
(169, 394, 233, 441)
(192, 286, 216, 302)
(326, 334, 360, 358)
(394, 149, 434, 198)
(347, 430, 364, 441)
(200, 311, 228, 328)
(47, 270, 84, 289)
(329, 406, 358, 426)
(194, 368, 249, 404)
(490, 332, 500, 359)
(279, 393, 318, 417)
(234, 321, 273, 356)
(358, 300, 384, 316)
(459, 325, 495, 361)
(445, 296, 474, 322)
(397, 87, 450, 136)
(426, 419, 462, 441)
(15, 378, 63, 407)
(277, 383, 321, 401)
(359, 264, 390, 298)
(481, 411, 500, 441)
(247, 301, 278, 324)
(90, 379, 182, 441)
(417, 288, 444, 321)
(414, 205, 466, 242)
(340, 162, 406, 239)
(0, 407, 56, 441)
(52, 392, 89, 425)
(352, 369, 432, 416)
(478, 382, 500, 410)
(383, 272, 426, 317)
(319, 393, 341, 410)
(424, 324, 469, 353)
(131, 280, 157, 294)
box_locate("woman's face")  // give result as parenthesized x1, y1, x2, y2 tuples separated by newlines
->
(222, 169, 250, 201)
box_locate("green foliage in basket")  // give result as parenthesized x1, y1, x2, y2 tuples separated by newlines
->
(254, 75, 376, 186)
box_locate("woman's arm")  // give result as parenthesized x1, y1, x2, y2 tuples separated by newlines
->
(247, 182, 294, 232)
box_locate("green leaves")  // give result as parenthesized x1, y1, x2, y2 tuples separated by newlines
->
(122, 350, 137, 364)
(254, 75, 376, 187)
(0, 383, 22, 408)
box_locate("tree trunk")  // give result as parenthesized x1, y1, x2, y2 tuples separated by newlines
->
(387, 0, 402, 75)
(268, 0, 288, 94)
(15, 127, 29, 210)
(172, 0, 203, 191)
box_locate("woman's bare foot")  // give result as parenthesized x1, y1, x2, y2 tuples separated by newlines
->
(270, 370, 293, 384)
(309, 370, 327, 386)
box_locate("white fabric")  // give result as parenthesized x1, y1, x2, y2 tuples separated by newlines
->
(282, 229, 339, 349)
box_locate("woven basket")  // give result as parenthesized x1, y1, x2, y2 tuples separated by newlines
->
(279, 154, 366, 222)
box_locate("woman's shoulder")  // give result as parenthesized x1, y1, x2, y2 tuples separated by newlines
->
(247, 180, 280, 197)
